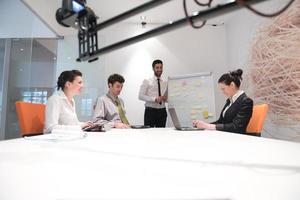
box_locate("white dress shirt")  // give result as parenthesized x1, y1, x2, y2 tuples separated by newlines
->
(93, 93, 126, 127)
(138, 76, 168, 109)
(222, 90, 245, 117)
(44, 91, 82, 134)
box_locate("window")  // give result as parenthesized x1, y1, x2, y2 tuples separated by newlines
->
(22, 89, 48, 104)
(81, 98, 93, 117)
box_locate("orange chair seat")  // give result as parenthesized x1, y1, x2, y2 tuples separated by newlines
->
(246, 104, 269, 136)
(15, 101, 45, 137)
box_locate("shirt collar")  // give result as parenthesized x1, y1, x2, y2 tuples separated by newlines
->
(107, 92, 118, 103)
(57, 90, 67, 99)
(57, 90, 75, 104)
(153, 75, 163, 81)
(231, 90, 244, 103)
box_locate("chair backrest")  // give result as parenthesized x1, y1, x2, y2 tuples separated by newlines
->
(15, 101, 45, 137)
(246, 104, 269, 136)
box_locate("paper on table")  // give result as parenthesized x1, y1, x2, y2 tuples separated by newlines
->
(24, 129, 87, 142)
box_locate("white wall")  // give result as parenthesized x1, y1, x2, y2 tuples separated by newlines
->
(56, 36, 105, 121)
(0, 0, 56, 38)
(100, 23, 228, 125)
(225, 2, 275, 70)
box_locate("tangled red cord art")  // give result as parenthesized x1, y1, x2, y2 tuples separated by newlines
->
(248, 0, 300, 126)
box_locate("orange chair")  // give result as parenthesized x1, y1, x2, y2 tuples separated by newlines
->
(246, 104, 269, 136)
(15, 101, 45, 137)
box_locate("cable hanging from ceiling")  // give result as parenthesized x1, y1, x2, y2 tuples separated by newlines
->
(236, 0, 296, 17)
(183, 0, 213, 29)
(183, 0, 296, 29)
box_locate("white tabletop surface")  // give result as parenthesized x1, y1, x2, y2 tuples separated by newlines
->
(1, 128, 300, 200)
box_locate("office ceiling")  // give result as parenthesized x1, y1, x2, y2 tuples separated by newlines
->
(22, 0, 235, 37)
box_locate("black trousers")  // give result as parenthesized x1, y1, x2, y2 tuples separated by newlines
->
(144, 107, 167, 127)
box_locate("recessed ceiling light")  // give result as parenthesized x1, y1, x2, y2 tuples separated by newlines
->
(20, 48, 24, 52)
(67, 57, 71, 60)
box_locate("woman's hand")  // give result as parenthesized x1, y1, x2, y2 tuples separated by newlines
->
(192, 120, 216, 130)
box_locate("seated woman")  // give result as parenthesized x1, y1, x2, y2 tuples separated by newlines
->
(193, 69, 253, 134)
(44, 70, 91, 133)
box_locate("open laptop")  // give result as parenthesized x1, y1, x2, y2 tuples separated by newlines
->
(168, 108, 204, 131)
(130, 125, 150, 129)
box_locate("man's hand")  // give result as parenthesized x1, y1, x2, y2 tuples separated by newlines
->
(155, 96, 163, 103)
(161, 95, 168, 102)
(155, 96, 168, 103)
(114, 122, 131, 129)
(81, 121, 93, 129)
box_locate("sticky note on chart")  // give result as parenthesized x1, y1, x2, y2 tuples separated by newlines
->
(190, 109, 201, 115)
(202, 110, 209, 119)
(191, 105, 202, 109)
(198, 92, 203, 98)
(191, 114, 198, 120)
(191, 80, 202, 87)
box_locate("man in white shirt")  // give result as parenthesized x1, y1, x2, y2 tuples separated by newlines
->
(93, 74, 130, 129)
(138, 59, 168, 127)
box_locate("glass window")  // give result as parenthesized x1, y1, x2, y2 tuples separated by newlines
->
(21, 89, 48, 104)
(81, 98, 93, 117)
(0, 40, 5, 103)
(0, 39, 5, 138)
(3, 39, 58, 139)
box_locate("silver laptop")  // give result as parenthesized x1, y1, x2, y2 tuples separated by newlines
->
(168, 108, 204, 131)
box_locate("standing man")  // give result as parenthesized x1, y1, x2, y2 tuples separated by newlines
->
(139, 59, 168, 127)
(93, 74, 130, 129)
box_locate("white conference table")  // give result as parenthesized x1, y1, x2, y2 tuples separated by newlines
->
(1, 128, 300, 200)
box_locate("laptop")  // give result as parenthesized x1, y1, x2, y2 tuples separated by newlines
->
(82, 123, 105, 132)
(130, 125, 150, 129)
(168, 108, 204, 131)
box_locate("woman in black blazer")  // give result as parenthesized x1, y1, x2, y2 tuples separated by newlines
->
(193, 69, 253, 134)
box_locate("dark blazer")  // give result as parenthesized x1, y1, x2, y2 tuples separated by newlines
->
(212, 93, 253, 134)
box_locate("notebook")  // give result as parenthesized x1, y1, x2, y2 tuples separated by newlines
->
(168, 108, 204, 131)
